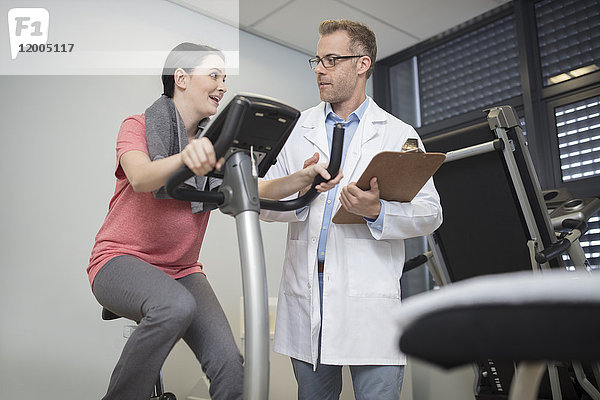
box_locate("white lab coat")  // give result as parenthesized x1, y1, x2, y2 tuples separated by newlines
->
(261, 98, 442, 367)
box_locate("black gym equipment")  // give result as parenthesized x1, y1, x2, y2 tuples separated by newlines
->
(398, 105, 600, 400)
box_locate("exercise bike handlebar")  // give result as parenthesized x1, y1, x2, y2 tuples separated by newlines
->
(260, 123, 344, 211)
(165, 98, 248, 204)
(165, 121, 345, 211)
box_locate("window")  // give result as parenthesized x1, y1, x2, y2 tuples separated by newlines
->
(535, 0, 600, 86)
(563, 213, 600, 270)
(375, 0, 600, 290)
(550, 93, 600, 271)
(390, 57, 420, 127)
(554, 95, 600, 182)
(418, 15, 521, 126)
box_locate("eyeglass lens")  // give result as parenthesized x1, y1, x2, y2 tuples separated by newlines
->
(310, 56, 335, 69)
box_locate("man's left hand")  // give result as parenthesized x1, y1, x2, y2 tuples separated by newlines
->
(339, 177, 381, 219)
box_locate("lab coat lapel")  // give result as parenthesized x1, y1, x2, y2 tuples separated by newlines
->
(302, 103, 330, 160)
(339, 99, 387, 184)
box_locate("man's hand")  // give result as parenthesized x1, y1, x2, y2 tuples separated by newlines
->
(298, 152, 343, 196)
(339, 177, 381, 219)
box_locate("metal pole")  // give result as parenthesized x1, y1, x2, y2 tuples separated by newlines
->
(509, 361, 547, 400)
(444, 139, 502, 163)
(235, 210, 270, 400)
(566, 237, 591, 270)
(219, 152, 270, 400)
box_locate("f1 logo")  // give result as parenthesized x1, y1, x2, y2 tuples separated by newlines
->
(7, 8, 49, 59)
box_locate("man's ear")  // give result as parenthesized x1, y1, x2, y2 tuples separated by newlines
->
(357, 55, 371, 76)
(174, 68, 187, 90)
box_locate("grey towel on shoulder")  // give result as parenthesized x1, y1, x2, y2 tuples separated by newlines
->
(145, 95, 221, 213)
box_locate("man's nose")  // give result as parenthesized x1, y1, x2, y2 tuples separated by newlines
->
(314, 60, 326, 74)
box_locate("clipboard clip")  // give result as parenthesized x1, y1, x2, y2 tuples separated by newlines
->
(402, 138, 423, 153)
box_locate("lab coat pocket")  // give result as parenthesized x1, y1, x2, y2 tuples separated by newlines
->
(345, 238, 399, 299)
(283, 239, 309, 299)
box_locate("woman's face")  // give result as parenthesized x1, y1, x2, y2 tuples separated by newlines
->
(186, 54, 227, 119)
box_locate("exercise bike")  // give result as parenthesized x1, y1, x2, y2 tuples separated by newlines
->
(166, 93, 344, 400)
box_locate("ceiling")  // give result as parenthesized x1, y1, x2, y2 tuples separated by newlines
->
(167, 0, 511, 60)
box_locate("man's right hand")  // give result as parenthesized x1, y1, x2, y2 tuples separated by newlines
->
(299, 152, 343, 196)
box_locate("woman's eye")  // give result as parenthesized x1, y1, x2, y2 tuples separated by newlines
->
(209, 72, 218, 79)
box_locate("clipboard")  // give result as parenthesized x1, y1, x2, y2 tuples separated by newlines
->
(332, 151, 446, 224)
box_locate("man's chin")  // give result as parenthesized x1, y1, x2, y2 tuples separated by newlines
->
(318, 92, 333, 103)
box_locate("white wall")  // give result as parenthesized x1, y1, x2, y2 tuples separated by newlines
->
(0, 1, 317, 399)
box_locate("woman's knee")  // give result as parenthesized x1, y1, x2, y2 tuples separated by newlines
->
(146, 290, 197, 331)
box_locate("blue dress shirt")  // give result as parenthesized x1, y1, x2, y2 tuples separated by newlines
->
(316, 98, 385, 264)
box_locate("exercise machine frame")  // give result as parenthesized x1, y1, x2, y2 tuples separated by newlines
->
(165, 94, 344, 400)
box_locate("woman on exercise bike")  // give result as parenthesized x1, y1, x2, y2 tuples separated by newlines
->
(87, 42, 341, 400)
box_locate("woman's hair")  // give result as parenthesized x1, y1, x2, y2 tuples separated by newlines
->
(318, 19, 377, 79)
(161, 42, 225, 97)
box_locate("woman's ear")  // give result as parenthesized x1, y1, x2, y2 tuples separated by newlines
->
(174, 68, 187, 90)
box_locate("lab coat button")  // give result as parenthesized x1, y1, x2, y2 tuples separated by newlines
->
(311, 238, 316, 243)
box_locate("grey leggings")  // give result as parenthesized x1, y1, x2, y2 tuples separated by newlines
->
(92, 255, 243, 400)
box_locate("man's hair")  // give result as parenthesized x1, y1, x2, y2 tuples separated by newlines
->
(318, 19, 377, 79)
(161, 42, 224, 97)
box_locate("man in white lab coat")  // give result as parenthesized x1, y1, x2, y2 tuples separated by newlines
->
(262, 19, 442, 400)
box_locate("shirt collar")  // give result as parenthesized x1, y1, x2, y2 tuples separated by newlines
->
(325, 97, 370, 124)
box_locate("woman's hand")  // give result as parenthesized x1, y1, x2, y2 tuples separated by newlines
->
(180, 137, 224, 176)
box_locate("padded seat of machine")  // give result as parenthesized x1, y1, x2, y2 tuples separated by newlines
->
(101, 308, 122, 321)
(397, 270, 600, 369)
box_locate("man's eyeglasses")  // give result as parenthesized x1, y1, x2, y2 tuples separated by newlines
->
(308, 55, 366, 70)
